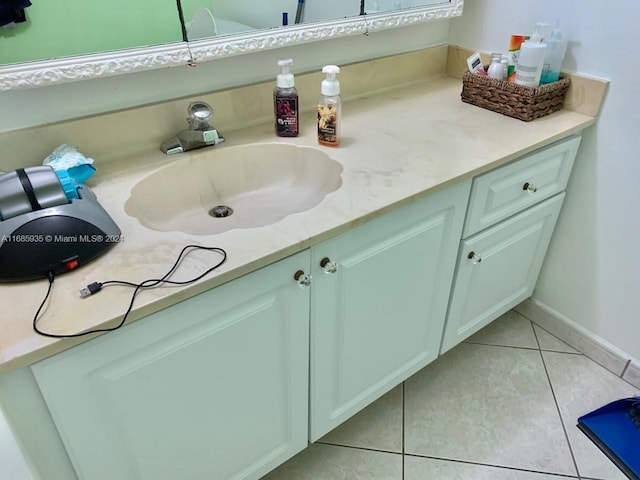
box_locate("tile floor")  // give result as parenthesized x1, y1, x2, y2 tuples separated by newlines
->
(262, 310, 639, 480)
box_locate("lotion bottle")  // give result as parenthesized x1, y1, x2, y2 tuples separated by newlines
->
(274, 58, 299, 137)
(317, 65, 341, 147)
(515, 23, 549, 87)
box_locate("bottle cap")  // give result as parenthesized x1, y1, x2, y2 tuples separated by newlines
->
(529, 22, 551, 43)
(277, 59, 295, 88)
(550, 28, 562, 39)
(321, 65, 340, 96)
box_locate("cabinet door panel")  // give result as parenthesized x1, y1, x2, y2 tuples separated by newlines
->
(31, 251, 310, 480)
(441, 194, 564, 353)
(310, 182, 470, 441)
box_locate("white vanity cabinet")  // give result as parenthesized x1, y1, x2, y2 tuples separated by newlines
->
(30, 250, 311, 480)
(27, 181, 471, 479)
(15, 135, 583, 479)
(309, 180, 471, 441)
(440, 136, 581, 353)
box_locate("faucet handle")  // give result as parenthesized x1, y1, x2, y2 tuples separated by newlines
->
(187, 101, 213, 130)
(203, 129, 225, 146)
(161, 138, 185, 155)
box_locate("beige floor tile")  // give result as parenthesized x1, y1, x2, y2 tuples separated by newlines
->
(533, 325, 579, 354)
(260, 443, 402, 480)
(542, 351, 640, 480)
(404, 343, 576, 476)
(319, 385, 402, 453)
(466, 310, 538, 349)
(405, 456, 578, 479)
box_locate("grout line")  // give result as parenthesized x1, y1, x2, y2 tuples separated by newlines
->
(463, 340, 582, 355)
(314, 441, 403, 457)
(462, 341, 541, 351)
(620, 359, 631, 379)
(403, 453, 581, 478)
(530, 318, 542, 351)
(529, 322, 585, 356)
(536, 345, 582, 479)
(315, 441, 582, 479)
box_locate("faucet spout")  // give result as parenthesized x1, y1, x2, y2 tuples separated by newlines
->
(161, 101, 225, 155)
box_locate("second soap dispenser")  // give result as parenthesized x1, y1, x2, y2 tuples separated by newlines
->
(317, 65, 341, 147)
(274, 58, 299, 137)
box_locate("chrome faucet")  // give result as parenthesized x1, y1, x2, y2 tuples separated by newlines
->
(161, 101, 225, 154)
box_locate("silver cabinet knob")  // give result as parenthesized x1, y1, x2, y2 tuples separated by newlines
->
(523, 182, 538, 194)
(467, 251, 482, 264)
(293, 270, 312, 288)
(320, 257, 338, 274)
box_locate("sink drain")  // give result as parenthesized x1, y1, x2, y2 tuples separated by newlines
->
(209, 205, 234, 218)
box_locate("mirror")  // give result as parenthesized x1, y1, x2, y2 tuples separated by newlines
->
(0, 0, 463, 91)
(181, 0, 361, 40)
(0, 0, 184, 65)
(181, 0, 454, 41)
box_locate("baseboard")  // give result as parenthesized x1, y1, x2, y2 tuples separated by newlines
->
(515, 298, 640, 390)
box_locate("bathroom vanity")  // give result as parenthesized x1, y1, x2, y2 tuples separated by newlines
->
(0, 49, 601, 480)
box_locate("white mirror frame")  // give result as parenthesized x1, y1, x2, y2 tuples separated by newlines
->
(0, 0, 463, 91)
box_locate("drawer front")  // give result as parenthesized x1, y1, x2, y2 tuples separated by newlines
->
(463, 136, 580, 238)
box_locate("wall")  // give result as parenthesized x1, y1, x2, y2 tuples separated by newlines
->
(449, 0, 640, 362)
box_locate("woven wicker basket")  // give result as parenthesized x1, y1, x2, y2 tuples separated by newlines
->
(461, 71, 570, 122)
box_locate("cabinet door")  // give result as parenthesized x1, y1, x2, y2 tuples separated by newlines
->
(309, 181, 470, 441)
(441, 194, 564, 354)
(31, 251, 311, 480)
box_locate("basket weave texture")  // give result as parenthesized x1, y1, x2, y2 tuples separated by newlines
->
(461, 71, 570, 122)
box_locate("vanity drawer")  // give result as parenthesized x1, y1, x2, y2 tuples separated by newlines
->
(463, 136, 581, 238)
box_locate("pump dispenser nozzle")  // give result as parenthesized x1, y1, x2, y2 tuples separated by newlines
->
(277, 58, 295, 88)
(321, 65, 341, 96)
(530, 22, 551, 43)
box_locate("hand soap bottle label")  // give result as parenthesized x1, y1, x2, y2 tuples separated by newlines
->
(318, 103, 338, 145)
(275, 98, 298, 136)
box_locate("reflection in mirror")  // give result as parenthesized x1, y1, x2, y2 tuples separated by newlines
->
(365, 0, 450, 14)
(181, 0, 361, 41)
(0, 0, 183, 65)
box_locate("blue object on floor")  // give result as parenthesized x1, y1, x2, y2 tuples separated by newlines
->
(577, 397, 640, 480)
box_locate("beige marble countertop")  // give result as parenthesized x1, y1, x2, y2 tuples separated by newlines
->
(0, 76, 595, 375)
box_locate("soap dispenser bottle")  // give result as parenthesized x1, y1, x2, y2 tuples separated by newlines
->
(540, 25, 568, 84)
(274, 58, 299, 137)
(317, 65, 341, 147)
(515, 22, 550, 87)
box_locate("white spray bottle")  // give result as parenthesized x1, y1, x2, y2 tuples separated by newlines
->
(515, 22, 550, 87)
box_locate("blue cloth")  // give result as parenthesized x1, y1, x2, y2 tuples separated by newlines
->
(42, 144, 97, 199)
(578, 397, 640, 480)
(0, 0, 32, 27)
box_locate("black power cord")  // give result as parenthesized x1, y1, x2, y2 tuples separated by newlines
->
(33, 245, 227, 339)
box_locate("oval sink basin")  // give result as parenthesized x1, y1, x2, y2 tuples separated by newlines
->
(125, 143, 343, 235)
